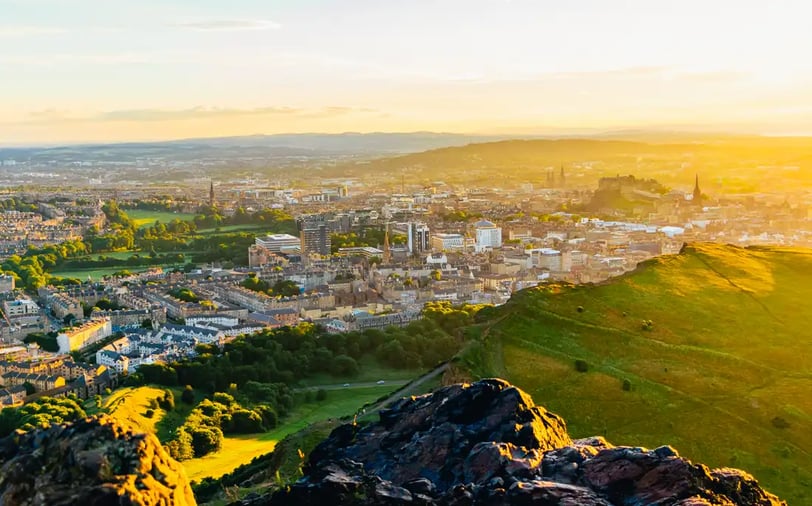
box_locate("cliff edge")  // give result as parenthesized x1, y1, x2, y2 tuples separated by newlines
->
(248, 379, 784, 506)
(0, 414, 196, 506)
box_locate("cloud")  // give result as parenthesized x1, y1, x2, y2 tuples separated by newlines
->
(174, 19, 281, 32)
(0, 25, 65, 37)
(15, 106, 378, 124)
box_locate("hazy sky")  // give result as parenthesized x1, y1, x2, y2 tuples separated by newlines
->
(2, 0, 812, 144)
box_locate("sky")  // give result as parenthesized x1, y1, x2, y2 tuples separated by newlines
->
(2, 0, 812, 144)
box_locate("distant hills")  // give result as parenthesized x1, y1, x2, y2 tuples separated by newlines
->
(460, 243, 812, 504)
(0, 132, 515, 163)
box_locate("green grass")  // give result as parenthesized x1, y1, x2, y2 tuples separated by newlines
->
(183, 385, 394, 482)
(127, 209, 196, 229)
(461, 243, 812, 504)
(196, 224, 271, 235)
(50, 264, 182, 280)
(295, 356, 422, 387)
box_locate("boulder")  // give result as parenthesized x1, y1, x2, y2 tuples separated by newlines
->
(0, 414, 196, 506)
(253, 379, 784, 506)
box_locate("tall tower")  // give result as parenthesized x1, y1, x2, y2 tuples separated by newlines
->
(559, 164, 566, 188)
(383, 223, 391, 264)
(209, 180, 215, 207)
(692, 174, 702, 206)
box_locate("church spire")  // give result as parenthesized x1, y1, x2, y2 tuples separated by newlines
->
(382, 222, 391, 264)
(209, 179, 215, 207)
(692, 174, 702, 205)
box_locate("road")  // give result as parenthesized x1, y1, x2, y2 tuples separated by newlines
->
(292, 380, 409, 392)
(357, 362, 450, 418)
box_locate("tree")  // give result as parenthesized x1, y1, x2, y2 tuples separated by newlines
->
(331, 355, 359, 377)
(315, 389, 327, 401)
(191, 426, 223, 457)
(229, 409, 264, 434)
(63, 313, 76, 326)
(22, 382, 36, 395)
(181, 385, 195, 405)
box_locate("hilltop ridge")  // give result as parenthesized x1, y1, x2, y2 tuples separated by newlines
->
(459, 243, 812, 503)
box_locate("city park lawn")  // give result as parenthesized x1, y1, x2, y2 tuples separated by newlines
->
(127, 209, 197, 229)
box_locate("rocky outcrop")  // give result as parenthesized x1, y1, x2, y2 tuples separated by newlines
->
(252, 379, 784, 506)
(0, 414, 196, 506)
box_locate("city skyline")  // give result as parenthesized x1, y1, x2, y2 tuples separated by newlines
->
(2, 0, 812, 144)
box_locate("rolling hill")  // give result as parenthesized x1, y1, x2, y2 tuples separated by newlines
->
(459, 243, 812, 504)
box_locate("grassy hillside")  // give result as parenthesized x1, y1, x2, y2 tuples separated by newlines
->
(102, 384, 400, 484)
(460, 243, 812, 504)
(335, 137, 812, 192)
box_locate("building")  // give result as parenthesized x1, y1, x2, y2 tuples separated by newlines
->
(56, 318, 112, 353)
(3, 298, 40, 318)
(0, 274, 14, 293)
(337, 246, 384, 258)
(431, 233, 465, 251)
(49, 293, 83, 321)
(474, 220, 502, 251)
(0, 385, 26, 407)
(301, 223, 331, 256)
(1, 371, 66, 392)
(96, 350, 130, 374)
(254, 234, 301, 253)
(407, 223, 431, 254)
(248, 244, 289, 268)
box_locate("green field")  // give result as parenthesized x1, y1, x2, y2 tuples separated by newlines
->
(50, 264, 181, 280)
(461, 243, 812, 504)
(127, 209, 196, 229)
(102, 384, 396, 483)
(183, 385, 394, 481)
(196, 224, 270, 235)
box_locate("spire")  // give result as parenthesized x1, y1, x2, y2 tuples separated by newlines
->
(559, 164, 565, 187)
(209, 179, 215, 207)
(692, 174, 702, 205)
(382, 222, 391, 263)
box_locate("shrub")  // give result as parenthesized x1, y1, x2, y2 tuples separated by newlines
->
(181, 385, 195, 405)
(229, 409, 264, 434)
(574, 359, 589, 373)
(772, 416, 790, 429)
(316, 389, 327, 401)
(191, 426, 223, 457)
(622, 379, 632, 391)
(212, 392, 235, 406)
(255, 405, 278, 429)
(641, 319, 654, 331)
(166, 429, 194, 461)
(576, 306, 584, 313)
(158, 389, 175, 411)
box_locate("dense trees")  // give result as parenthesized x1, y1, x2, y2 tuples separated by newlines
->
(0, 397, 87, 437)
(165, 393, 279, 460)
(136, 319, 465, 396)
(241, 274, 301, 297)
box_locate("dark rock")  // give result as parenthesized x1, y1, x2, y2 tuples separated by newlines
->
(0, 414, 195, 506)
(258, 379, 784, 506)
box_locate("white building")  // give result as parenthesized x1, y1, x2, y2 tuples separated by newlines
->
(2, 299, 39, 318)
(254, 233, 301, 253)
(474, 220, 502, 252)
(431, 233, 465, 251)
(96, 350, 129, 373)
(57, 318, 113, 353)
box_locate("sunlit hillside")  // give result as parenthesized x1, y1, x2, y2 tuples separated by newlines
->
(461, 243, 812, 504)
(336, 137, 812, 192)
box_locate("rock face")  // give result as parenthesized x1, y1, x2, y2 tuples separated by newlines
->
(255, 379, 785, 506)
(0, 414, 196, 506)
